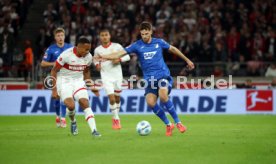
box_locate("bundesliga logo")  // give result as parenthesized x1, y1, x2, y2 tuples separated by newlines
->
(246, 90, 273, 111)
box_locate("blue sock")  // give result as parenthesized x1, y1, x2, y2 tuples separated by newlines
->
(60, 102, 67, 118)
(163, 100, 180, 123)
(151, 104, 170, 125)
(53, 99, 60, 117)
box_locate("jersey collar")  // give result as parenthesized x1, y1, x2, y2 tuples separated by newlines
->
(73, 47, 81, 58)
(102, 42, 112, 48)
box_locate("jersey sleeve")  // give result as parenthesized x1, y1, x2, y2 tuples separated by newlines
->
(124, 42, 137, 54)
(87, 53, 93, 66)
(43, 48, 52, 62)
(159, 39, 170, 50)
(56, 52, 67, 67)
(117, 43, 130, 62)
(93, 48, 100, 66)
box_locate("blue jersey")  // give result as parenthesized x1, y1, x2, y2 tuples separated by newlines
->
(125, 38, 171, 81)
(43, 43, 73, 62)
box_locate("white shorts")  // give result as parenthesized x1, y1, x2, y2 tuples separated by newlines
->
(102, 79, 122, 96)
(57, 79, 89, 102)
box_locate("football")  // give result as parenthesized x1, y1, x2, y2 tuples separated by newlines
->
(136, 120, 152, 136)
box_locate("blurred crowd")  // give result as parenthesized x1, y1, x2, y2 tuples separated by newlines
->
(36, 0, 275, 77)
(0, 0, 276, 79)
(0, 0, 33, 77)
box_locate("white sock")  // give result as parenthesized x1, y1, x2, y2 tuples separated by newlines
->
(83, 108, 97, 132)
(110, 103, 119, 119)
(116, 103, 121, 113)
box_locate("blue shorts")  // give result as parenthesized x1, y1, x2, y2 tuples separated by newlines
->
(144, 76, 173, 97)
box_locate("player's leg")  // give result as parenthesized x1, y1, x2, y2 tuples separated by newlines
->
(74, 89, 101, 137)
(159, 77, 186, 133)
(115, 94, 121, 112)
(108, 94, 118, 119)
(63, 97, 78, 135)
(60, 101, 67, 128)
(146, 91, 173, 136)
(108, 94, 121, 129)
(63, 98, 75, 121)
(114, 93, 122, 129)
(43, 72, 60, 127)
(104, 80, 120, 129)
(58, 82, 77, 135)
(53, 98, 61, 127)
(113, 80, 122, 129)
(114, 79, 122, 114)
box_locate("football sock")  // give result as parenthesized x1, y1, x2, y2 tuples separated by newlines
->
(68, 110, 76, 122)
(60, 101, 67, 118)
(53, 98, 60, 117)
(110, 103, 119, 119)
(151, 104, 170, 125)
(163, 100, 180, 123)
(116, 103, 121, 113)
(84, 108, 97, 132)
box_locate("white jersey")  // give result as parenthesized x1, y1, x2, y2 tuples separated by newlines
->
(94, 42, 130, 81)
(56, 47, 92, 82)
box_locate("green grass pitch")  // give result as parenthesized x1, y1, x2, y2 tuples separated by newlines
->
(0, 115, 275, 164)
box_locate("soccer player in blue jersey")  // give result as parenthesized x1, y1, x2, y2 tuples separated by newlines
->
(41, 27, 73, 128)
(97, 22, 195, 136)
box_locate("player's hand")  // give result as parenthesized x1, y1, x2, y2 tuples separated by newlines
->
(91, 89, 100, 97)
(186, 60, 195, 70)
(112, 59, 120, 65)
(52, 89, 60, 99)
(93, 54, 103, 63)
(95, 63, 101, 71)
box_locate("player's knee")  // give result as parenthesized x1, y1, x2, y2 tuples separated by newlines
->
(115, 96, 120, 104)
(115, 99, 120, 104)
(159, 95, 169, 103)
(146, 94, 157, 108)
(109, 95, 116, 104)
(160, 96, 169, 103)
(66, 104, 75, 111)
(64, 99, 75, 110)
(110, 99, 115, 105)
(79, 98, 89, 109)
(147, 101, 156, 108)
(146, 98, 156, 108)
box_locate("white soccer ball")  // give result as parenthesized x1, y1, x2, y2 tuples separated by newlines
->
(136, 120, 151, 136)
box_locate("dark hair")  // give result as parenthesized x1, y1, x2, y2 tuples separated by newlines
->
(77, 37, 91, 44)
(139, 21, 152, 31)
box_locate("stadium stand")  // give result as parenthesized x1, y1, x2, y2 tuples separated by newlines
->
(0, 0, 275, 88)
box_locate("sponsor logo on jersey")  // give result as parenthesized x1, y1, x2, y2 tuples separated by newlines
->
(63, 64, 87, 71)
(143, 51, 157, 60)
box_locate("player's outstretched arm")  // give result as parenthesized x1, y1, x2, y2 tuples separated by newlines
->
(50, 62, 62, 99)
(41, 60, 55, 68)
(99, 50, 127, 60)
(168, 45, 195, 70)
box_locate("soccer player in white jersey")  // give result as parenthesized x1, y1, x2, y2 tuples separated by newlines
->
(94, 29, 130, 130)
(51, 37, 101, 137)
